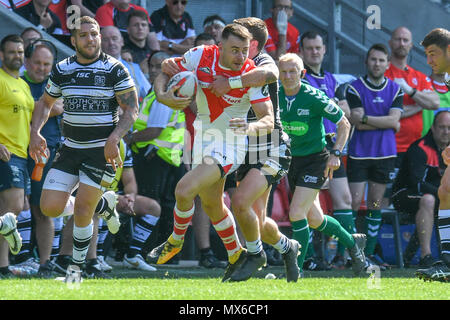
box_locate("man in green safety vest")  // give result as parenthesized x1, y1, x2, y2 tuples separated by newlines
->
(124, 51, 187, 253)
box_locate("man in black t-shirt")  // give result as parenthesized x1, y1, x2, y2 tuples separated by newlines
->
(14, 0, 63, 35)
(150, 0, 196, 56)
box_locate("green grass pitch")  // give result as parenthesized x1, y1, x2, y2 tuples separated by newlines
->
(0, 266, 448, 300)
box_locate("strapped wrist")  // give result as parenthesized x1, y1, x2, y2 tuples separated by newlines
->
(228, 76, 243, 89)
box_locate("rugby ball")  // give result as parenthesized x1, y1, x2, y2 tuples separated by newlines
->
(167, 71, 198, 98)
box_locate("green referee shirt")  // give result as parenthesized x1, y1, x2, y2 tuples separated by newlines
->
(279, 82, 344, 157)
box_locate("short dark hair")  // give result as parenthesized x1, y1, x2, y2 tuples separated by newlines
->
(1, 34, 24, 52)
(127, 9, 149, 26)
(194, 33, 215, 46)
(203, 15, 226, 27)
(147, 50, 170, 69)
(221, 23, 252, 43)
(20, 27, 42, 39)
(233, 17, 268, 52)
(366, 43, 390, 62)
(300, 31, 324, 48)
(69, 16, 100, 36)
(421, 28, 450, 52)
(433, 110, 450, 126)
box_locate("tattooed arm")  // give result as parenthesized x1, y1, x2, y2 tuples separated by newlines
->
(104, 89, 139, 171)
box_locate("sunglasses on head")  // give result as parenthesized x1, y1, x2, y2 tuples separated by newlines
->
(172, 0, 187, 5)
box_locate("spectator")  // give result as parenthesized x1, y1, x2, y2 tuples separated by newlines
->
(101, 25, 151, 101)
(203, 14, 226, 44)
(0, 34, 35, 278)
(392, 111, 450, 268)
(19, 27, 42, 75)
(23, 41, 63, 277)
(125, 51, 186, 261)
(150, 0, 196, 56)
(422, 30, 450, 135)
(346, 43, 403, 270)
(264, 0, 300, 61)
(48, 0, 69, 35)
(70, 0, 106, 18)
(300, 30, 354, 270)
(385, 27, 440, 165)
(20, 27, 42, 49)
(121, 47, 134, 63)
(123, 9, 158, 76)
(0, 0, 30, 10)
(14, 0, 63, 35)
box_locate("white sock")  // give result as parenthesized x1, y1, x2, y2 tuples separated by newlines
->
(72, 222, 93, 265)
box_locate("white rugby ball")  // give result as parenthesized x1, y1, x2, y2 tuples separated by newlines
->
(167, 71, 198, 98)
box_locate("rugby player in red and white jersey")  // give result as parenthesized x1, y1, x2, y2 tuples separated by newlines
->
(148, 23, 275, 281)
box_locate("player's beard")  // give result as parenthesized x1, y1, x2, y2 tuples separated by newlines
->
(75, 42, 101, 61)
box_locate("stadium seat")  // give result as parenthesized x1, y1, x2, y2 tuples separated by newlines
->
(381, 208, 404, 268)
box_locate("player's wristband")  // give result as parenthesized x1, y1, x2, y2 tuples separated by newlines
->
(409, 88, 417, 98)
(229, 76, 243, 89)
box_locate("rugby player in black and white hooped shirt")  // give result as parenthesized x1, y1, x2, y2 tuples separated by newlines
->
(210, 17, 300, 282)
(29, 16, 138, 278)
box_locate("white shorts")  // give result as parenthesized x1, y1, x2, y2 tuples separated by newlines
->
(42, 168, 103, 193)
(191, 129, 247, 177)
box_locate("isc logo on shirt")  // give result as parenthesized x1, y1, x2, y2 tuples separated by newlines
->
(76, 72, 90, 78)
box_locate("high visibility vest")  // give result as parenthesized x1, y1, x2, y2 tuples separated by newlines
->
(132, 90, 185, 167)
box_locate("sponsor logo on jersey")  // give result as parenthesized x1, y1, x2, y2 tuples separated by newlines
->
(76, 72, 90, 78)
(304, 175, 318, 184)
(222, 94, 242, 105)
(372, 96, 384, 103)
(281, 121, 308, 136)
(199, 67, 211, 74)
(324, 102, 339, 115)
(297, 109, 310, 116)
(94, 75, 106, 87)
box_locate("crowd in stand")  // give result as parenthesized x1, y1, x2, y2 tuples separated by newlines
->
(0, 0, 448, 280)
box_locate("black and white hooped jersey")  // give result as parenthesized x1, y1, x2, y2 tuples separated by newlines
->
(45, 52, 136, 149)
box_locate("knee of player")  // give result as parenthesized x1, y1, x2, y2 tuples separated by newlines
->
(230, 194, 245, 215)
(174, 180, 196, 203)
(419, 194, 436, 210)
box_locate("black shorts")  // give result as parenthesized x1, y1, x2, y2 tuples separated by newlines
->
(225, 173, 237, 190)
(391, 188, 439, 216)
(133, 149, 186, 205)
(347, 157, 396, 184)
(236, 142, 292, 186)
(288, 149, 329, 190)
(51, 145, 115, 188)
